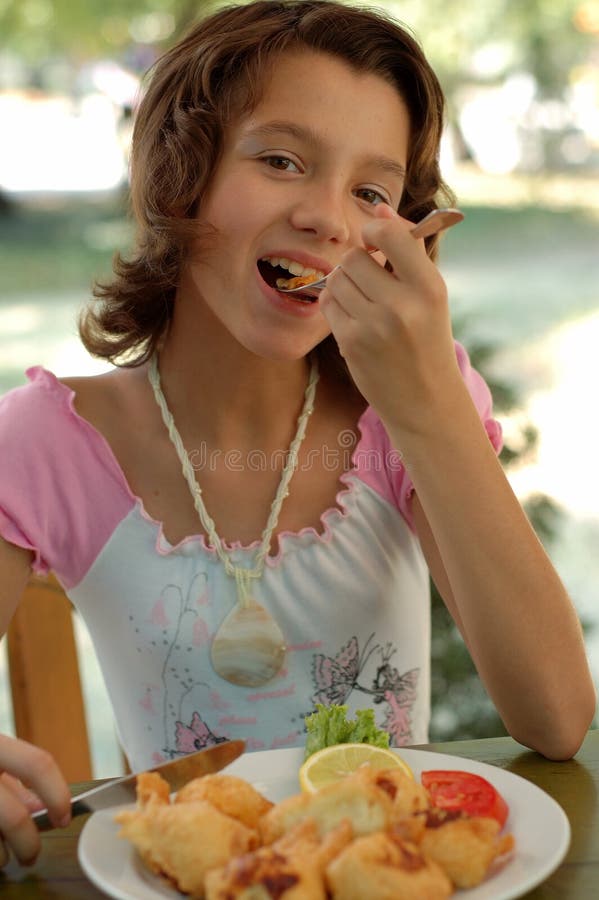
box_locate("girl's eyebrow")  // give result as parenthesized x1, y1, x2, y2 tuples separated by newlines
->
(242, 119, 406, 179)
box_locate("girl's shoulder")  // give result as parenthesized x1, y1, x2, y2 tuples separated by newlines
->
(0, 365, 144, 450)
(60, 362, 147, 415)
(0, 368, 138, 586)
(0, 366, 75, 441)
(59, 364, 168, 467)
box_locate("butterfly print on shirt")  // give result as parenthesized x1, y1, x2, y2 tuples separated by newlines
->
(310, 633, 419, 746)
(372, 643, 419, 705)
(311, 634, 378, 706)
(175, 711, 228, 753)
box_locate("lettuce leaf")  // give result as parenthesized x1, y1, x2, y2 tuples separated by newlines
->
(304, 704, 390, 760)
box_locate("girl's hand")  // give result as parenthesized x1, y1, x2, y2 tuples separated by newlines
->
(319, 204, 464, 437)
(0, 735, 71, 867)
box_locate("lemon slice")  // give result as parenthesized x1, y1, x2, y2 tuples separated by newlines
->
(299, 743, 413, 793)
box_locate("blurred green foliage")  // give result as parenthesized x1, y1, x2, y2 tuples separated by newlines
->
(0, 0, 217, 59)
(428, 326, 595, 742)
(384, 0, 592, 94)
(0, 0, 593, 99)
(0, 195, 131, 293)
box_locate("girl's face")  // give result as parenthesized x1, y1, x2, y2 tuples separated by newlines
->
(180, 49, 410, 361)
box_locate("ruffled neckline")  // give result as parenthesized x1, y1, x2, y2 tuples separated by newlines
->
(26, 365, 376, 566)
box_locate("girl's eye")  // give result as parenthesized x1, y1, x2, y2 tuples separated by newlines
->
(262, 156, 300, 172)
(355, 187, 390, 206)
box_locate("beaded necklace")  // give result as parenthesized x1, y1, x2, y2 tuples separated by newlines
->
(148, 354, 319, 686)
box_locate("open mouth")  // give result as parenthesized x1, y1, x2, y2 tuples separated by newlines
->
(257, 257, 325, 302)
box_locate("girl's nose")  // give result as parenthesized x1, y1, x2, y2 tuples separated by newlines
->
(288, 185, 351, 244)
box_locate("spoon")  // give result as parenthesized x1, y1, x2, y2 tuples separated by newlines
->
(277, 207, 464, 299)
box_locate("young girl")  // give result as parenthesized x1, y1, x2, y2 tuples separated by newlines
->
(0, 0, 594, 867)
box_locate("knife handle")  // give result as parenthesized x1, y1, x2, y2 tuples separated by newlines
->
(32, 798, 92, 832)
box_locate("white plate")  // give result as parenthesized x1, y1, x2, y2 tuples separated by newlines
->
(78, 747, 570, 900)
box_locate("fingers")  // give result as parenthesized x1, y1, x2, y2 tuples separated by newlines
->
(0, 736, 71, 866)
(321, 201, 450, 371)
(0, 736, 71, 823)
(1, 772, 45, 812)
(324, 203, 438, 324)
(321, 240, 416, 328)
(318, 287, 352, 349)
(0, 776, 42, 866)
(320, 266, 362, 319)
(361, 204, 433, 287)
(320, 214, 394, 321)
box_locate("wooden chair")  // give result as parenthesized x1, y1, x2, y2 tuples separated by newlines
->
(6, 573, 93, 781)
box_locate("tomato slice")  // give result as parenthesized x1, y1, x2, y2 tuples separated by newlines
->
(421, 770, 509, 827)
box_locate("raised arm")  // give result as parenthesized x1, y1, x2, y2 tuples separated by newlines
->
(320, 203, 596, 759)
(409, 429, 595, 761)
(0, 537, 72, 866)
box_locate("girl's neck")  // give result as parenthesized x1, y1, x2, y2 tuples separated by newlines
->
(156, 332, 313, 450)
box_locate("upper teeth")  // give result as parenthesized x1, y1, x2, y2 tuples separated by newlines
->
(261, 256, 325, 280)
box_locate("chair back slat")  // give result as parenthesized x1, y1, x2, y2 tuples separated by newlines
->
(7, 574, 92, 781)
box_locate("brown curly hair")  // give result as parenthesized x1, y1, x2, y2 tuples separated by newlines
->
(80, 0, 454, 370)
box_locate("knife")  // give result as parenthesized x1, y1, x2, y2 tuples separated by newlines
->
(33, 739, 245, 831)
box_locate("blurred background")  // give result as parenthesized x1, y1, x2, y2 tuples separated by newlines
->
(0, 0, 598, 775)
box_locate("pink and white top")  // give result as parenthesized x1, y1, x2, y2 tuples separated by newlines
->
(0, 344, 502, 771)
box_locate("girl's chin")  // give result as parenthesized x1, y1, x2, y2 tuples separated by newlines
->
(238, 331, 328, 363)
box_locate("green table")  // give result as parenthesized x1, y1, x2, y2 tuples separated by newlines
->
(2, 731, 598, 897)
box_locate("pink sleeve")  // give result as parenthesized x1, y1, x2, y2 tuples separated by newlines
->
(354, 341, 503, 532)
(0, 368, 135, 587)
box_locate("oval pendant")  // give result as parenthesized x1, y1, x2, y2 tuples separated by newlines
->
(210, 599, 286, 687)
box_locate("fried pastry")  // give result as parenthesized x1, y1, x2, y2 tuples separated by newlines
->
(116, 762, 516, 898)
(205, 818, 352, 899)
(355, 766, 431, 818)
(259, 792, 311, 843)
(134, 771, 171, 807)
(260, 768, 393, 843)
(326, 830, 453, 900)
(116, 798, 259, 897)
(176, 773, 274, 828)
(418, 809, 514, 889)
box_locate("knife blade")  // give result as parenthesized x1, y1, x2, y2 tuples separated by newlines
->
(33, 739, 245, 831)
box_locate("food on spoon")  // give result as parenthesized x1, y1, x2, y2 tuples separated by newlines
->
(259, 255, 324, 292)
(276, 272, 321, 290)
(421, 770, 509, 827)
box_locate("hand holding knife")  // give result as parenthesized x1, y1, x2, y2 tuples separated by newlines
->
(33, 739, 245, 831)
